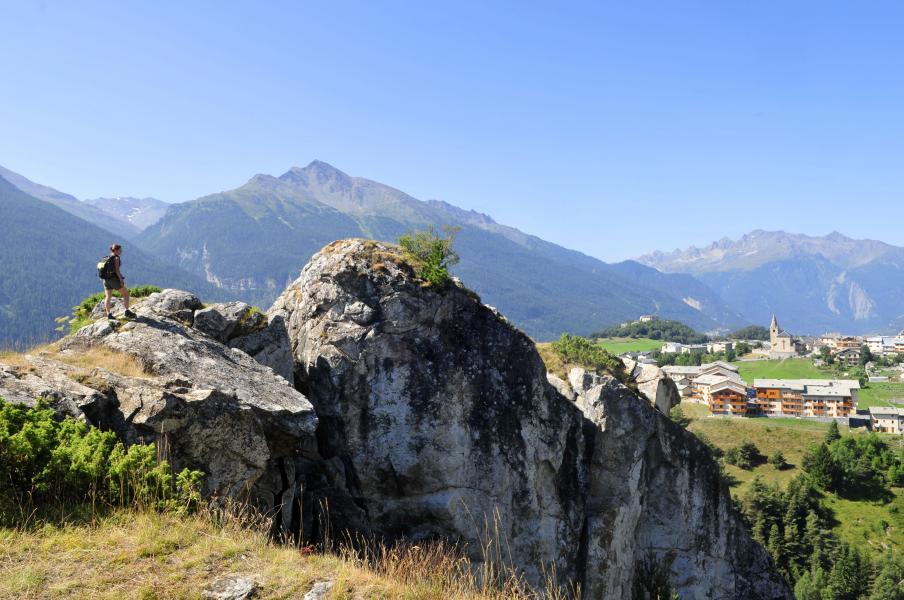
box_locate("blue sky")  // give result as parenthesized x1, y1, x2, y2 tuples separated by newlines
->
(1, 1, 903, 261)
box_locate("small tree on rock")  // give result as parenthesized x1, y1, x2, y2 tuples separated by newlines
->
(398, 225, 460, 289)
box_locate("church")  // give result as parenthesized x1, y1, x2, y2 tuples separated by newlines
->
(769, 315, 803, 358)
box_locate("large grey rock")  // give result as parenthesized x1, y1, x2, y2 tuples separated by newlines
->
(271, 240, 586, 585)
(194, 301, 265, 343)
(271, 239, 791, 599)
(229, 315, 294, 382)
(202, 576, 257, 600)
(140, 288, 203, 323)
(622, 357, 681, 415)
(569, 368, 785, 599)
(1, 296, 317, 506)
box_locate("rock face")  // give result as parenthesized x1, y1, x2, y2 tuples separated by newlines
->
(270, 239, 791, 599)
(0, 244, 791, 599)
(622, 357, 682, 415)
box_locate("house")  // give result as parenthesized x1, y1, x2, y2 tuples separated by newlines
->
(707, 379, 750, 416)
(752, 379, 860, 418)
(835, 336, 862, 350)
(662, 361, 743, 404)
(834, 347, 861, 367)
(869, 406, 904, 434)
(820, 333, 841, 350)
(681, 344, 707, 355)
(661, 342, 684, 354)
(662, 365, 703, 400)
(638, 315, 658, 323)
(707, 341, 733, 354)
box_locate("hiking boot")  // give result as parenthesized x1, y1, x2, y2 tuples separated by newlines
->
(124, 309, 137, 319)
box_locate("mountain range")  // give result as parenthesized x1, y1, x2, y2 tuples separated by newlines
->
(638, 230, 904, 334)
(84, 196, 169, 231)
(4, 159, 901, 349)
(135, 160, 746, 339)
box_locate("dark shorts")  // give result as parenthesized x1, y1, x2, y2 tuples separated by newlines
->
(103, 277, 124, 291)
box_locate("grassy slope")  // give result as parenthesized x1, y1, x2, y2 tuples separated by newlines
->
(686, 405, 904, 555)
(0, 510, 545, 600)
(593, 337, 664, 354)
(735, 358, 827, 384)
(859, 382, 904, 409)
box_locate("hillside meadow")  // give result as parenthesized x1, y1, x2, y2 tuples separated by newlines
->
(684, 403, 904, 556)
(593, 337, 664, 354)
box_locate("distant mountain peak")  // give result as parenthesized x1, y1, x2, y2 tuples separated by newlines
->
(279, 160, 352, 186)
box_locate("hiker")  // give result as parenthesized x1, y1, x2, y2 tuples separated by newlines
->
(100, 244, 136, 319)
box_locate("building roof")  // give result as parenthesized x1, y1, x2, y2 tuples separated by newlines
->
(754, 379, 861, 395)
(662, 366, 703, 376)
(701, 360, 739, 372)
(696, 372, 745, 387)
(835, 347, 861, 356)
(710, 380, 749, 395)
(869, 406, 904, 417)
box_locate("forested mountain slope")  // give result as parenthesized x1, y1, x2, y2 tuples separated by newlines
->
(0, 176, 222, 348)
(0, 164, 139, 239)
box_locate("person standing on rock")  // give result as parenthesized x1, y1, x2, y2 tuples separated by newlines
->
(101, 244, 136, 320)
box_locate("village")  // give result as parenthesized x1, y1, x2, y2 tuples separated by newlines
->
(620, 315, 904, 434)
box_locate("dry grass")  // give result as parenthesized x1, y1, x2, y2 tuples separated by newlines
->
(535, 343, 568, 381)
(0, 506, 575, 600)
(53, 346, 150, 379)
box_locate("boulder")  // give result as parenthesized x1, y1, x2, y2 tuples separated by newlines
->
(229, 315, 294, 382)
(270, 239, 791, 599)
(194, 302, 266, 343)
(622, 357, 681, 415)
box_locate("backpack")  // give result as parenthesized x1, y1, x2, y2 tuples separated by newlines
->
(97, 255, 117, 279)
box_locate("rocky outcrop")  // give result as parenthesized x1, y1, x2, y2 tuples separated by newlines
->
(0, 244, 791, 599)
(1, 289, 317, 507)
(270, 239, 791, 599)
(622, 357, 682, 415)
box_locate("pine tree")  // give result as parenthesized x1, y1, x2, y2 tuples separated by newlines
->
(794, 567, 828, 600)
(869, 554, 904, 600)
(826, 420, 842, 443)
(828, 543, 869, 600)
(767, 523, 785, 573)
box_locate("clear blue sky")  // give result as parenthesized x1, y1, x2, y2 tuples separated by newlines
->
(2, 1, 903, 261)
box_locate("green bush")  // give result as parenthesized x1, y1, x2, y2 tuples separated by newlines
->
(550, 333, 632, 386)
(0, 396, 202, 526)
(397, 226, 460, 289)
(723, 441, 764, 470)
(57, 285, 162, 334)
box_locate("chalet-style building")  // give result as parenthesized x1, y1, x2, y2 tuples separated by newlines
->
(752, 379, 859, 418)
(706, 379, 750, 416)
(834, 347, 861, 367)
(663, 361, 747, 414)
(869, 406, 904, 434)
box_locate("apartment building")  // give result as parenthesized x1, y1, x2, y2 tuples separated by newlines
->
(752, 379, 859, 418)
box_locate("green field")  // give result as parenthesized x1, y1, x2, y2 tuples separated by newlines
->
(735, 358, 828, 384)
(594, 337, 663, 354)
(685, 406, 904, 553)
(858, 381, 904, 409)
(687, 407, 838, 493)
